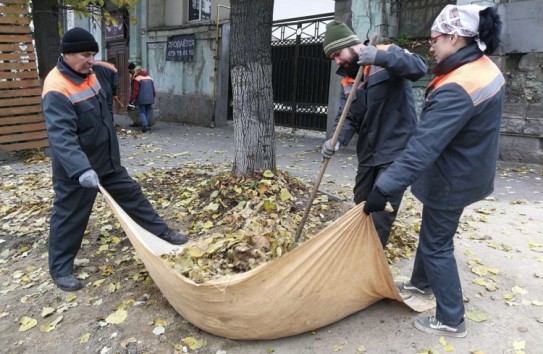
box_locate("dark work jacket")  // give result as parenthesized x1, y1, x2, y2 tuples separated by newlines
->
(93, 61, 118, 113)
(41, 57, 122, 180)
(130, 71, 155, 105)
(334, 44, 428, 166)
(376, 44, 506, 210)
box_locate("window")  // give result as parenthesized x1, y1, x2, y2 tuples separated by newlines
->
(189, 0, 211, 21)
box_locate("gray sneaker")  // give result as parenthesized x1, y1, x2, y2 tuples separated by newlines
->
(396, 281, 435, 300)
(414, 316, 467, 338)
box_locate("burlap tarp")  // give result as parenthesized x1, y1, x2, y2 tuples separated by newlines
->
(100, 186, 429, 340)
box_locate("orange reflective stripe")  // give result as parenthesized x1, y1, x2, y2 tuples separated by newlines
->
(42, 67, 101, 104)
(376, 44, 392, 51)
(94, 61, 117, 72)
(341, 76, 355, 87)
(427, 56, 505, 106)
(134, 76, 153, 82)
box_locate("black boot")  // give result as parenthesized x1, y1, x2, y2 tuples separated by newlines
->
(52, 274, 82, 292)
(158, 228, 188, 245)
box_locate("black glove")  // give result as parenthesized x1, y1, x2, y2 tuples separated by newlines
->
(363, 187, 388, 215)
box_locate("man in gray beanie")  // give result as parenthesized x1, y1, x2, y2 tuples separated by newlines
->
(42, 27, 188, 292)
(321, 21, 428, 248)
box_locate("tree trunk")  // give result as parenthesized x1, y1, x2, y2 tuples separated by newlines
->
(31, 0, 60, 81)
(230, 0, 276, 175)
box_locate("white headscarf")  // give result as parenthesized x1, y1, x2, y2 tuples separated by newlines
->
(431, 4, 488, 52)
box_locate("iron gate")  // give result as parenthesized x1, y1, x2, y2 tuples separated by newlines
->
(271, 13, 334, 131)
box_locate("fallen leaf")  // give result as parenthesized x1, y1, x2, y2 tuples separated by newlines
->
(466, 307, 489, 322)
(512, 286, 528, 295)
(40, 315, 63, 333)
(19, 316, 37, 332)
(41, 307, 55, 318)
(80, 332, 91, 344)
(105, 309, 128, 324)
(181, 336, 206, 350)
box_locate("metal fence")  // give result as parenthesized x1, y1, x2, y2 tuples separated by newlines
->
(271, 13, 334, 131)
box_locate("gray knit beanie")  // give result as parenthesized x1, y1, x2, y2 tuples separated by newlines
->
(323, 21, 361, 57)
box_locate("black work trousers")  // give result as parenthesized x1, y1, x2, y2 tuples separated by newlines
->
(353, 163, 403, 247)
(48, 167, 168, 278)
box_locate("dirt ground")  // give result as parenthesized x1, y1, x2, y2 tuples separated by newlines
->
(1, 119, 543, 354)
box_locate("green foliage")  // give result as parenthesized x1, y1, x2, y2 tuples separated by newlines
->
(59, 0, 138, 26)
(393, 33, 412, 48)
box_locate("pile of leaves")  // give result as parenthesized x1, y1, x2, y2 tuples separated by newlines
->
(134, 163, 347, 283)
(1, 152, 418, 285)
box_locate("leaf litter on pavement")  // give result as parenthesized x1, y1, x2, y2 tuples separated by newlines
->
(4, 149, 541, 352)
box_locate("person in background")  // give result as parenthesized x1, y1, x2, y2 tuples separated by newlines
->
(321, 21, 428, 248)
(363, 5, 504, 337)
(129, 66, 155, 133)
(93, 57, 123, 119)
(41, 28, 188, 292)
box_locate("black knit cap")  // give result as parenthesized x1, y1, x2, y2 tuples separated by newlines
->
(61, 27, 99, 54)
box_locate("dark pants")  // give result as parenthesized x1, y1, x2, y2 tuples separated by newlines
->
(410, 205, 465, 326)
(48, 167, 168, 278)
(353, 163, 403, 247)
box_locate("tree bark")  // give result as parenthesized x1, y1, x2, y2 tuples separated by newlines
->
(31, 0, 61, 81)
(230, 0, 276, 175)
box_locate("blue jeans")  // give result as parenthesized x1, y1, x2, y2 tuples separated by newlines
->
(138, 104, 152, 128)
(410, 205, 465, 325)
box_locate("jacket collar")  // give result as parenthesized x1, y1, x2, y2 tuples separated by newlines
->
(433, 43, 483, 76)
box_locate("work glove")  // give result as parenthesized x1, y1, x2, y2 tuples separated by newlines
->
(363, 187, 388, 215)
(358, 45, 378, 66)
(321, 139, 340, 160)
(78, 169, 99, 189)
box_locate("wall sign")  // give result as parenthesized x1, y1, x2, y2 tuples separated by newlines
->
(166, 34, 195, 62)
(105, 14, 124, 41)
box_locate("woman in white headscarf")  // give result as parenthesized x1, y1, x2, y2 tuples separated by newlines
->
(363, 5, 504, 337)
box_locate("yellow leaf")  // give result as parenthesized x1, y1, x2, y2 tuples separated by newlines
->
(181, 336, 206, 350)
(93, 279, 106, 288)
(279, 188, 292, 201)
(332, 341, 346, 352)
(263, 170, 274, 178)
(444, 345, 455, 352)
(203, 220, 213, 229)
(105, 309, 128, 324)
(471, 265, 489, 276)
(466, 307, 489, 322)
(513, 340, 525, 351)
(39, 315, 63, 333)
(512, 286, 528, 295)
(19, 316, 37, 332)
(41, 307, 55, 318)
(155, 318, 168, 327)
(356, 345, 367, 353)
(531, 300, 543, 306)
(65, 294, 77, 303)
(473, 278, 490, 287)
(439, 336, 447, 345)
(108, 283, 117, 293)
(470, 351, 486, 354)
(80, 332, 91, 344)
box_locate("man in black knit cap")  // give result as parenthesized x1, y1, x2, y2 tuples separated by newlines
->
(41, 27, 188, 292)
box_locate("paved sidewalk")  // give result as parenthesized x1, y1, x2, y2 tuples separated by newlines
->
(1, 114, 542, 353)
